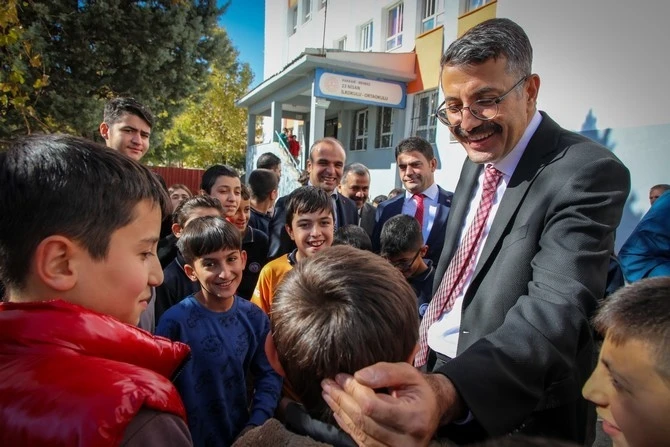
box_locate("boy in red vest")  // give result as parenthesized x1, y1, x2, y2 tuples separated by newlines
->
(0, 134, 193, 446)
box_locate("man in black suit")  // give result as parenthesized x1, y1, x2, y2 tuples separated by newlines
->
(267, 137, 358, 259)
(371, 137, 453, 265)
(321, 18, 630, 445)
(338, 163, 375, 237)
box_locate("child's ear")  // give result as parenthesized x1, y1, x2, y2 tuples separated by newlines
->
(285, 224, 295, 241)
(264, 332, 286, 377)
(184, 263, 198, 282)
(406, 343, 419, 364)
(420, 244, 429, 258)
(34, 236, 80, 293)
(270, 189, 278, 201)
(240, 250, 247, 269)
(171, 223, 183, 238)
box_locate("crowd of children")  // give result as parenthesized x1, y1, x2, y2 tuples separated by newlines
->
(1, 132, 669, 447)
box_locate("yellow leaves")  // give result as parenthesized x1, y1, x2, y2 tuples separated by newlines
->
(33, 74, 49, 89)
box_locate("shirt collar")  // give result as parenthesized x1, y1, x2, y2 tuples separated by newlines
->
(491, 110, 542, 177)
(307, 181, 338, 199)
(404, 182, 439, 201)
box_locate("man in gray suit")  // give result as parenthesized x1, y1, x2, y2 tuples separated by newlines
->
(321, 18, 630, 445)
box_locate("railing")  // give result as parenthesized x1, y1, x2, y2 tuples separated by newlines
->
(245, 141, 302, 197)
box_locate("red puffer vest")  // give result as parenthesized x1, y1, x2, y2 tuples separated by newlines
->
(0, 300, 191, 446)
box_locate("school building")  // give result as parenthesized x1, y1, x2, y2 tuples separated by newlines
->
(237, 0, 670, 249)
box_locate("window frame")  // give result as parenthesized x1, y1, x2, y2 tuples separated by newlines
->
(375, 107, 393, 148)
(360, 21, 374, 51)
(463, 0, 492, 14)
(386, 2, 404, 51)
(410, 89, 439, 144)
(303, 0, 312, 23)
(335, 36, 347, 50)
(351, 109, 369, 151)
(288, 5, 298, 35)
(421, 0, 444, 33)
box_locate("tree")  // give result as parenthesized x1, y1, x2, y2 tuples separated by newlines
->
(1, 0, 231, 139)
(152, 34, 253, 171)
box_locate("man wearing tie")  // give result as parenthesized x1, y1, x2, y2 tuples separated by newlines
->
(371, 137, 453, 265)
(321, 18, 630, 445)
(267, 137, 358, 259)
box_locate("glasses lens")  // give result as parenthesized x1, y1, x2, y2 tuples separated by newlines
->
(470, 100, 498, 121)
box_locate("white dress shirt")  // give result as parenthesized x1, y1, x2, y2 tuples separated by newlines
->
(428, 111, 543, 358)
(402, 182, 440, 243)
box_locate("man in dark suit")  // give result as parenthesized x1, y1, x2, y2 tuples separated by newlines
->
(371, 137, 453, 265)
(321, 18, 630, 446)
(267, 137, 358, 259)
(338, 163, 375, 237)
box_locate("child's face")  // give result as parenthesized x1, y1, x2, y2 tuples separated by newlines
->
(186, 248, 246, 301)
(386, 247, 425, 279)
(170, 188, 190, 211)
(286, 209, 334, 260)
(76, 200, 163, 324)
(231, 198, 251, 233)
(208, 176, 241, 218)
(172, 207, 222, 238)
(583, 334, 670, 447)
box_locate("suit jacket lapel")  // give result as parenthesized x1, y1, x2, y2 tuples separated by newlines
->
(426, 186, 450, 249)
(469, 112, 563, 285)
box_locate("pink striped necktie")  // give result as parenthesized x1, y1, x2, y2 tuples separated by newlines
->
(415, 165, 503, 368)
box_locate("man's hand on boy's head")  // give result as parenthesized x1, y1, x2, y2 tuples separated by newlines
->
(321, 362, 442, 447)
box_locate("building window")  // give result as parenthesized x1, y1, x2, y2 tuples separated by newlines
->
(289, 6, 298, 35)
(352, 109, 369, 150)
(335, 36, 347, 50)
(303, 0, 312, 22)
(376, 107, 393, 148)
(386, 3, 403, 51)
(360, 21, 373, 51)
(421, 0, 444, 33)
(464, 0, 491, 13)
(411, 90, 438, 143)
(319, 0, 327, 10)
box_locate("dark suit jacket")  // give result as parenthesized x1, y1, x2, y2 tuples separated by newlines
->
(267, 192, 358, 259)
(432, 112, 630, 444)
(359, 202, 376, 237)
(371, 185, 453, 265)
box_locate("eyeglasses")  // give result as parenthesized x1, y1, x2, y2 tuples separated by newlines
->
(385, 248, 422, 273)
(434, 76, 529, 128)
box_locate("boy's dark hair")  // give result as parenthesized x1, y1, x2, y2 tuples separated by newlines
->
(256, 152, 281, 171)
(333, 225, 372, 251)
(271, 245, 418, 420)
(372, 194, 388, 205)
(173, 194, 223, 226)
(387, 187, 404, 199)
(394, 136, 434, 161)
(0, 134, 169, 291)
(103, 96, 155, 128)
(650, 184, 670, 193)
(240, 184, 250, 201)
(593, 276, 670, 380)
(200, 164, 239, 195)
(380, 214, 423, 257)
(177, 216, 242, 265)
(285, 186, 334, 227)
(169, 183, 192, 195)
(248, 169, 279, 202)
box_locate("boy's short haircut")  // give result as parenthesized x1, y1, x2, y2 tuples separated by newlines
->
(333, 225, 372, 251)
(169, 183, 192, 196)
(177, 216, 242, 265)
(103, 96, 155, 128)
(240, 184, 251, 201)
(172, 194, 223, 226)
(0, 134, 169, 291)
(380, 214, 423, 257)
(372, 194, 388, 205)
(200, 164, 239, 195)
(248, 169, 279, 201)
(284, 186, 334, 227)
(271, 245, 418, 419)
(593, 276, 670, 380)
(256, 153, 281, 171)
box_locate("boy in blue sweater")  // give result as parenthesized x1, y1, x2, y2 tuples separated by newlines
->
(380, 214, 435, 319)
(157, 216, 282, 446)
